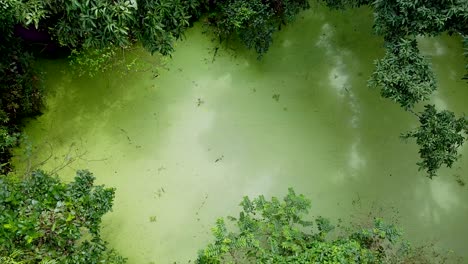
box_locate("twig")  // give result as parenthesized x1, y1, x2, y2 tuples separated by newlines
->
(408, 108, 421, 118)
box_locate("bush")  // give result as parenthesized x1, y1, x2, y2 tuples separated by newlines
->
(0, 170, 126, 263)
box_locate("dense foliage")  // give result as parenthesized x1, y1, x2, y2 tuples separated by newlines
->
(323, 0, 468, 39)
(205, 0, 309, 56)
(135, 0, 205, 55)
(402, 105, 468, 178)
(371, 0, 468, 40)
(0, 1, 43, 172)
(197, 188, 425, 264)
(321, 0, 468, 177)
(0, 170, 125, 263)
(369, 38, 436, 110)
(4, 0, 193, 52)
(2, 0, 308, 57)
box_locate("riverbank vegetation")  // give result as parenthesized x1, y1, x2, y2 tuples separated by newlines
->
(197, 189, 461, 263)
(1, 179, 460, 263)
(0, 170, 126, 263)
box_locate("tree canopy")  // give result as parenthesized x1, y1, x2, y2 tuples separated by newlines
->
(197, 188, 455, 263)
(321, 0, 468, 177)
(0, 3, 42, 172)
(402, 105, 468, 178)
(0, 170, 125, 263)
(2, 0, 203, 53)
(368, 38, 437, 110)
(205, 0, 309, 56)
(1, 0, 308, 56)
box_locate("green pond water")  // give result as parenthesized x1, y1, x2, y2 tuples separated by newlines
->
(12, 5, 468, 264)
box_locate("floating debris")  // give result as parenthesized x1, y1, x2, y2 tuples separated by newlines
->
(212, 47, 219, 63)
(154, 187, 166, 198)
(454, 174, 465, 187)
(272, 94, 280, 102)
(152, 70, 159, 79)
(215, 155, 224, 163)
(119, 128, 132, 143)
(149, 216, 157, 222)
(195, 194, 209, 220)
(197, 98, 204, 107)
(351, 193, 361, 207)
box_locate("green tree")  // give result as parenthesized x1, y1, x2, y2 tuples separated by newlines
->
(320, 0, 468, 177)
(0, 170, 126, 263)
(196, 188, 428, 264)
(402, 105, 468, 178)
(369, 38, 436, 110)
(205, 0, 309, 57)
(135, 0, 205, 55)
(4, 0, 137, 49)
(5, 0, 207, 54)
(0, 0, 43, 173)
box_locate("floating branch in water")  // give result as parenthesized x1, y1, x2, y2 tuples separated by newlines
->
(212, 47, 219, 63)
(215, 155, 224, 163)
(195, 194, 209, 221)
(154, 187, 166, 198)
(118, 127, 132, 143)
(454, 174, 465, 187)
(157, 166, 166, 174)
